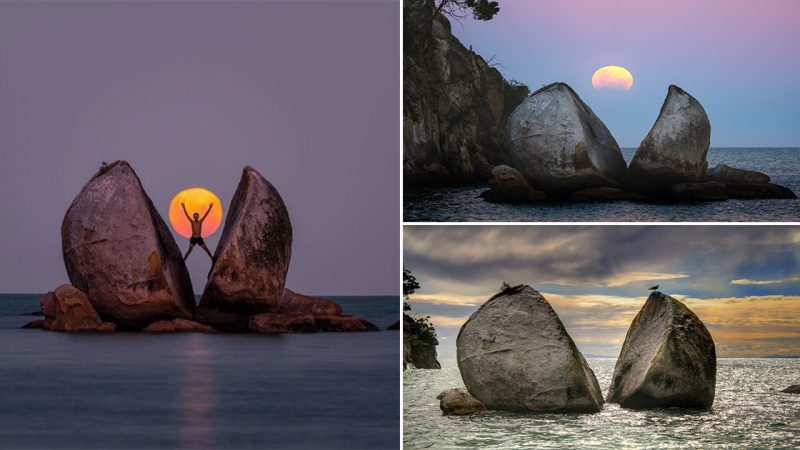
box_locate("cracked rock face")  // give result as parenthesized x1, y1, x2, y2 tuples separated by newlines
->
(457, 285, 604, 412)
(61, 161, 195, 328)
(197, 166, 292, 330)
(506, 82, 627, 192)
(628, 85, 711, 189)
(607, 291, 716, 409)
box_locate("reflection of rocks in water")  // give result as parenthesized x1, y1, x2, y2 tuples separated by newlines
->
(178, 337, 216, 449)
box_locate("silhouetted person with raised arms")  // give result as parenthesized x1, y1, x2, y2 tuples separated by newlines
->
(182, 202, 214, 261)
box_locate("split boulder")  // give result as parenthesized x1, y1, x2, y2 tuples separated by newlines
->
(506, 82, 627, 192)
(61, 161, 195, 329)
(197, 166, 293, 330)
(457, 285, 603, 412)
(606, 291, 716, 409)
(628, 85, 711, 189)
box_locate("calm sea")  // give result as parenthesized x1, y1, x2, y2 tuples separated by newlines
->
(0, 294, 400, 449)
(404, 148, 800, 222)
(404, 359, 800, 449)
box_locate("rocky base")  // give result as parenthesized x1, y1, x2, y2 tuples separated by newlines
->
(143, 319, 216, 333)
(437, 388, 487, 415)
(480, 164, 796, 204)
(27, 284, 379, 335)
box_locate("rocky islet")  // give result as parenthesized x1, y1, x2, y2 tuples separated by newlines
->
(28, 161, 377, 335)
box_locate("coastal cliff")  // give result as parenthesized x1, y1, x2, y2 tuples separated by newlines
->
(403, 0, 528, 185)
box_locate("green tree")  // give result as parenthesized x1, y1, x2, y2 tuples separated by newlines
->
(402, 268, 437, 343)
(435, 0, 500, 21)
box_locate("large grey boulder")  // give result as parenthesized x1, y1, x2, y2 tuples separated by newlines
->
(506, 82, 627, 192)
(62, 161, 195, 329)
(457, 285, 603, 412)
(607, 291, 716, 409)
(197, 166, 292, 330)
(628, 85, 711, 189)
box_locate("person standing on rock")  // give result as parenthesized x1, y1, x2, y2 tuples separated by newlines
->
(182, 202, 214, 260)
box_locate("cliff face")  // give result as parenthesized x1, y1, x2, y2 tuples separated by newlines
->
(403, 0, 528, 185)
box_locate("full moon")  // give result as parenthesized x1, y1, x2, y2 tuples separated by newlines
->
(168, 187, 223, 238)
(592, 65, 634, 91)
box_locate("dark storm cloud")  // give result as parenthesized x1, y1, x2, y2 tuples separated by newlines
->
(404, 225, 800, 358)
(0, 1, 399, 294)
(404, 225, 799, 297)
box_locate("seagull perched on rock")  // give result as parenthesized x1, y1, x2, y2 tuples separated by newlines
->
(649, 285, 660, 291)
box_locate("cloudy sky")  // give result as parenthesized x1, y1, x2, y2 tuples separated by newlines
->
(0, 1, 399, 295)
(404, 226, 800, 359)
(451, 0, 800, 147)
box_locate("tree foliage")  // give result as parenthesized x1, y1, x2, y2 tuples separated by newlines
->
(402, 267, 438, 345)
(435, 0, 500, 22)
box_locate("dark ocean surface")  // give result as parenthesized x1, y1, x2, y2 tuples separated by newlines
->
(404, 148, 800, 222)
(0, 294, 400, 449)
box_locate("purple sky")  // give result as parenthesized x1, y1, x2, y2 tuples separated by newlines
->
(452, 0, 800, 147)
(0, 1, 399, 295)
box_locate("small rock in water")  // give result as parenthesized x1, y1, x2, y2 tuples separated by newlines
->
(437, 387, 487, 415)
(480, 165, 548, 203)
(143, 318, 216, 333)
(607, 291, 716, 409)
(40, 285, 116, 332)
(706, 164, 770, 184)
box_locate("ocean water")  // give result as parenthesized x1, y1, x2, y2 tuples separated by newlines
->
(0, 294, 400, 449)
(404, 359, 800, 449)
(404, 148, 800, 222)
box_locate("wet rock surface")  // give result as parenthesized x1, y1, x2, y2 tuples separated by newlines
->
(437, 387, 487, 416)
(457, 285, 603, 412)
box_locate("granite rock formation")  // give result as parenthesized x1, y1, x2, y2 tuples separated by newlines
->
(506, 83, 627, 192)
(40, 284, 116, 332)
(480, 165, 548, 203)
(437, 387, 487, 416)
(143, 318, 216, 333)
(457, 285, 603, 412)
(197, 166, 292, 330)
(628, 85, 711, 189)
(61, 161, 195, 329)
(607, 291, 716, 409)
(403, 0, 529, 184)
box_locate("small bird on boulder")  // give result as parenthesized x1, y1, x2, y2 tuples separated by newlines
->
(649, 285, 660, 291)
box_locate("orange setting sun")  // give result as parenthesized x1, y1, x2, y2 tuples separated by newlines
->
(168, 187, 223, 238)
(592, 65, 634, 91)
